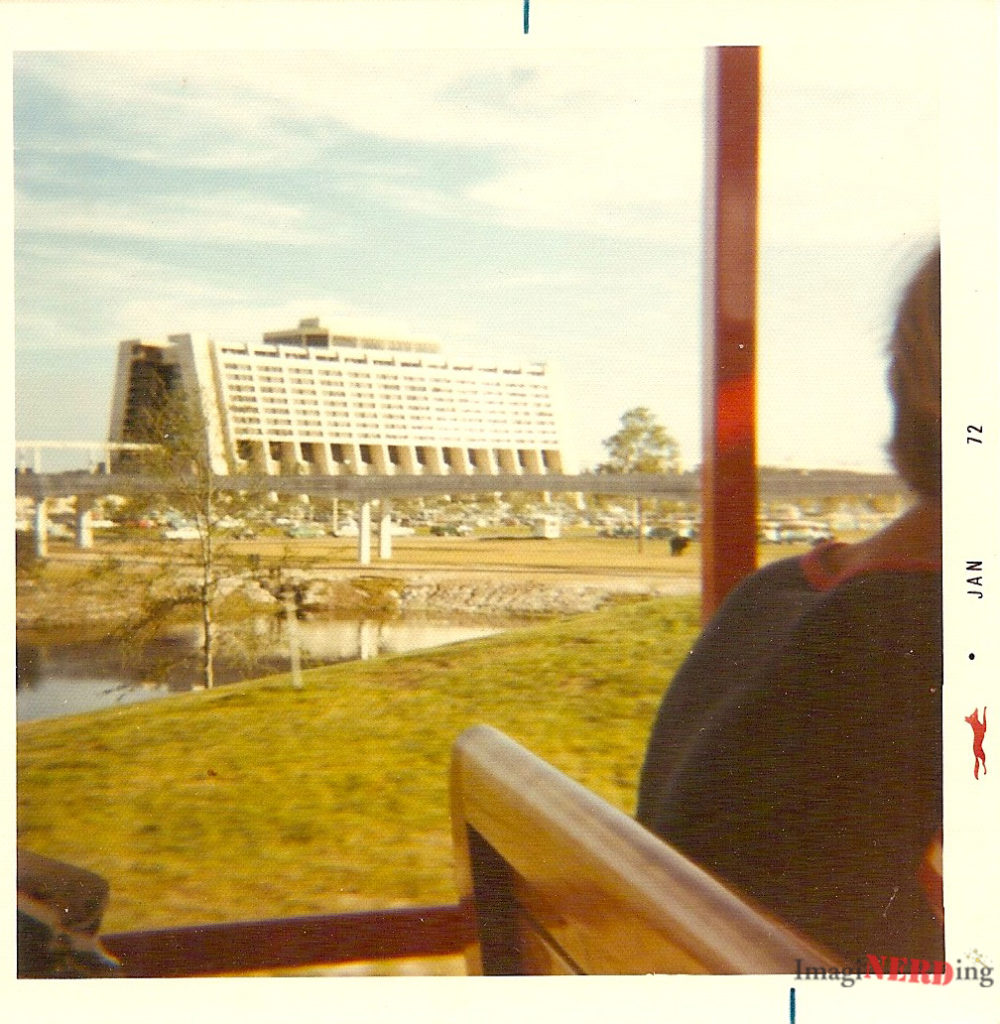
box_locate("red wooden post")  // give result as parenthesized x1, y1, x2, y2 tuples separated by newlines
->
(701, 46, 760, 622)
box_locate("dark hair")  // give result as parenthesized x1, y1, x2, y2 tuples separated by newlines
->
(887, 247, 941, 498)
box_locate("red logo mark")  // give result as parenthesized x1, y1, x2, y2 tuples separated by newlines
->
(965, 707, 987, 779)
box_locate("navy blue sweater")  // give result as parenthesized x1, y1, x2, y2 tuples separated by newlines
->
(636, 550, 943, 962)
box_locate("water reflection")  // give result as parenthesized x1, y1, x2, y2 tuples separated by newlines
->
(16, 616, 501, 723)
(17, 677, 172, 723)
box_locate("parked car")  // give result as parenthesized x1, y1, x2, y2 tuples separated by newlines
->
(759, 521, 783, 543)
(647, 525, 676, 540)
(762, 520, 834, 544)
(286, 523, 327, 539)
(430, 523, 472, 537)
(382, 522, 416, 537)
(162, 525, 201, 541)
(784, 521, 834, 544)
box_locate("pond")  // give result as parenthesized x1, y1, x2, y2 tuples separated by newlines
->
(16, 616, 504, 723)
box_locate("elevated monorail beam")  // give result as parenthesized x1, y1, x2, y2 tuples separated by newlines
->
(14, 469, 901, 502)
(13, 470, 696, 501)
(14, 440, 157, 450)
(216, 472, 705, 501)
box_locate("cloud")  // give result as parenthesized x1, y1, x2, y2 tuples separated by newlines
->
(16, 45, 938, 247)
(15, 191, 331, 246)
(17, 50, 705, 240)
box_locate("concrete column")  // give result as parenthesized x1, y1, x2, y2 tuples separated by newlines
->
(397, 445, 418, 474)
(263, 441, 282, 475)
(282, 589, 304, 691)
(358, 500, 372, 565)
(423, 447, 445, 474)
(76, 498, 95, 550)
(379, 499, 393, 560)
(496, 448, 520, 474)
(358, 619, 380, 661)
(470, 448, 497, 474)
(241, 440, 265, 473)
(313, 441, 334, 475)
(446, 447, 471, 474)
(328, 443, 349, 475)
(34, 499, 48, 559)
(281, 441, 306, 475)
(371, 445, 391, 474)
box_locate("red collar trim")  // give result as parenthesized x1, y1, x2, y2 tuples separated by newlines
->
(801, 542, 942, 592)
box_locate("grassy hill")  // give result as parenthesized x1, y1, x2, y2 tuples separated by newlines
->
(17, 595, 699, 938)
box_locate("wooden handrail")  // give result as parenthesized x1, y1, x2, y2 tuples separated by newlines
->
(102, 904, 470, 977)
(452, 725, 838, 975)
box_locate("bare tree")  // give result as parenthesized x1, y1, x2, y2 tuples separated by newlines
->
(128, 385, 224, 689)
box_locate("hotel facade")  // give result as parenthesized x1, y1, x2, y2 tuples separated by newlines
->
(108, 319, 573, 478)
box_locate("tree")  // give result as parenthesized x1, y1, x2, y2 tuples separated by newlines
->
(598, 407, 680, 551)
(129, 383, 226, 689)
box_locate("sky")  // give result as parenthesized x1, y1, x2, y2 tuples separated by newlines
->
(11, 11, 943, 475)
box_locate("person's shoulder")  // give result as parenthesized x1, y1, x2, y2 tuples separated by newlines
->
(698, 555, 818, 638)
(741, 553, 811, 588)
(718, 554, 812, 605)
(821, 551, 941, 605)
(826, 564, 941, 626)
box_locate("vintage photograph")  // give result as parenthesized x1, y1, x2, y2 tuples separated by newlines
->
(8, 2, 996, 1021)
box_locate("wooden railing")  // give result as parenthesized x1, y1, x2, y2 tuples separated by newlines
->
(102, 904, 469, 977)
(451, 725, 837, 975)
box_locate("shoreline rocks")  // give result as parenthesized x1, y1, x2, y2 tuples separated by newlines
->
(17, 563, 699, 634)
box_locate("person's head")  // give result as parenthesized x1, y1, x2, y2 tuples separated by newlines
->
(887, 246, 941, 499)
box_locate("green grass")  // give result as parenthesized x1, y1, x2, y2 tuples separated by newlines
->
(17, 596, 700, 934)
